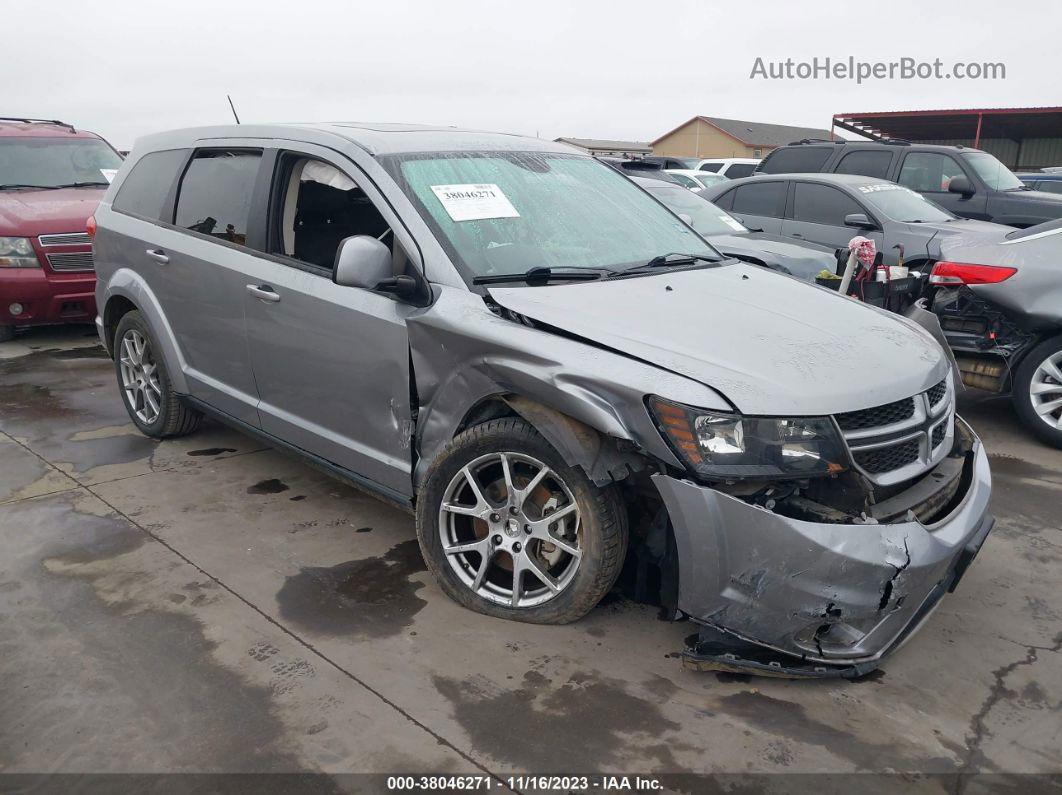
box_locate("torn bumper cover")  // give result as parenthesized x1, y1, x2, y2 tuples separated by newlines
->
(652, 422, 992, 677)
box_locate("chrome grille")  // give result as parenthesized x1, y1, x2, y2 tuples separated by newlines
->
(39, 232, 91, 246)
(835, 376, 954, 486)
(853, 438, 921, 474)
(926, 378, 947, 408)
(835, 397, 915, 431)
(46, 251, 94, 272)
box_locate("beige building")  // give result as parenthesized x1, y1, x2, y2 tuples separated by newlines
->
(651, 116, 834, 159)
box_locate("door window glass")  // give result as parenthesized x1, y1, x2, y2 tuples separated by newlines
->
(730, 181, 786, 217)
(835, 150, 893, 179)
(792, 183, 864, 226)
(174, 150, 262, 246)
(725, 163, 757, 178)
(898, 153, 966, 193)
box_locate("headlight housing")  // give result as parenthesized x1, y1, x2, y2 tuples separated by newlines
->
(0, 237, 40, 268)
(648, 396, 850, 479)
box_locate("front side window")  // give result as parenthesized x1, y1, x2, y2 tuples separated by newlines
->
(962, 152, 1024, 191)
(645, 185, 748, 237)
(112, 149, 187, 221)
(382, 152, 716, 281)
(271, 155, 391, 270)
(0, 137, 122, 189)
(1035, 181, 1062, 195)
(898, 152, 966, 193)
(792, 183, 864, 226)
(855, 183, 954, 223)
(730, 181, 786, 217)
(174, 149, 262, 246)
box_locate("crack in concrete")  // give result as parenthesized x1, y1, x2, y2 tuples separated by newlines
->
(953, 631, 1062, 793)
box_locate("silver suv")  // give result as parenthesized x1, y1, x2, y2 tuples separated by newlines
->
(92, 123, 993, 676)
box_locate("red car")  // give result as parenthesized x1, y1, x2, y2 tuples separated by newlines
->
(0, 117, 123, 341)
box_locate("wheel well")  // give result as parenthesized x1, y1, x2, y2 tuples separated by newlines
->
(103, 296, 137, 355)
(453, 396, 517, 437)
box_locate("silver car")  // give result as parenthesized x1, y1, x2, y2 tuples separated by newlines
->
(92, 123, 993, 677)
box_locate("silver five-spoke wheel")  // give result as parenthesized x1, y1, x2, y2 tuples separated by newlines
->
(438, 452, 582, 608)
(1030, 350, 1062, 431)
(119, 329, 162, 425)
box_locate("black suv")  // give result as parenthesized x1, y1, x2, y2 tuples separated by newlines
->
(756, 140, 1062, 228)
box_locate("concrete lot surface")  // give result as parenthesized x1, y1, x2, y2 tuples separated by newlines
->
(1, 326, 1060, 790)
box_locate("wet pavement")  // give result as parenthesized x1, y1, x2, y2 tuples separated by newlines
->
(1, 325, 1060, 787)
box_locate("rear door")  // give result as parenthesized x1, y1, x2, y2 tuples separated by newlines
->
(241, 144, 418, 499)
(896, 151, 990, 220)
(725, 180, 787, 233)
(781, 181, 884, 253)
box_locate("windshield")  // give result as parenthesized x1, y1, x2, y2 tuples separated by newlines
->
(963, 152, 1024, 191)
(0, 137, 122, 188)
(857, 183, 955, 223)
(383, 152, 717, 281)
(645, 184, 748, 237)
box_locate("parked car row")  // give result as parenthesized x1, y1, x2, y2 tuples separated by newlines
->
(82, 121, 998, 678)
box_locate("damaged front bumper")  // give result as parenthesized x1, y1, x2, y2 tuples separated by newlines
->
(652, 418, 993, 677)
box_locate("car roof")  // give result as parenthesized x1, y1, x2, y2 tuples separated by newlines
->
(773, 140, 985, 156)
(724, 172, 894, 188)
(134, 122, 578, 157)
(0, 120, 102, 139)
(699, 157, 759, 163)
(1017, 172, 1062, 179)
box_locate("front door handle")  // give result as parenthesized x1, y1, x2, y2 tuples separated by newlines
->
(145, 248, 169, 264)
(246, 284, 281, 303)
(789, 232, 804, 239)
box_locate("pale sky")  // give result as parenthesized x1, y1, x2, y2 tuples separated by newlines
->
(7, 0, 1058, 150)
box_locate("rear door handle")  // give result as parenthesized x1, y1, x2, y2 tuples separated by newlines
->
(145, 248, 169, 264)
(246, 284, 281, 303)
(789, 232, 804, 239)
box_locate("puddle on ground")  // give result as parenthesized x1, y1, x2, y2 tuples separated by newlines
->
(188, 447, 238, 457)
(247, 478, 289, 495)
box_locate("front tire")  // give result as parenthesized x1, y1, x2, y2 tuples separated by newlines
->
(113, 311, 202, 439)
(1012, 334, 1062, 449)
(416, 418, 627, 624)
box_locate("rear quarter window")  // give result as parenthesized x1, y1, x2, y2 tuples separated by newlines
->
(111, 149, 188, 221)
(724, 163, 757, 179)
(759, 146, 833, 174)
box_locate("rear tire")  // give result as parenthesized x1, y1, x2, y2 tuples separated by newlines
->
(1012, 334, 1062, 449)
(416, 418, 627, 624)
(0, 325, 14, 342)
(113, 311, 202, 439)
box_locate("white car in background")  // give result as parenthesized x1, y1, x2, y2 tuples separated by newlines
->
(663, 169, 729, 191)
(694, 158, 760, 178)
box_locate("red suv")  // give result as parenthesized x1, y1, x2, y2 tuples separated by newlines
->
(0, 118, 123, 341)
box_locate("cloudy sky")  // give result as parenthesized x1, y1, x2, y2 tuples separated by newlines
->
(8, 0, 1057, 149)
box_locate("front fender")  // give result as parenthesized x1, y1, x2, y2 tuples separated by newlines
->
(408, 286, 730, 489)
(99, 268, 190, 394)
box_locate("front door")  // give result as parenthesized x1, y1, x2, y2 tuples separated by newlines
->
(243, 149, 415, 498)
(896, 151, 989, 220)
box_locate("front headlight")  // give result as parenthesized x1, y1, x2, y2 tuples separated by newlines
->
(0, 237, 40, 268)
(648, 396, 849, 479)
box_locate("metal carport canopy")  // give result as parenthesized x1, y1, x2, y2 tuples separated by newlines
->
(832, 107, 1062, 146)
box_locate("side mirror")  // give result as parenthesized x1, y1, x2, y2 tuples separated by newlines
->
(844, 213, 876, 229)
(333, 235, 392, 289)
(948, 176, 974, 196)
(373, 275, 418, 299)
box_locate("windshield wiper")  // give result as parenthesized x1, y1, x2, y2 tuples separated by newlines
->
(472, 266, 608, 286)
(612, 251, 722, 277)
(52, 181, 110, 188)
(0, 183, 61, 190)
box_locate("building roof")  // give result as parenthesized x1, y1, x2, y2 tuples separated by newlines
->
(651, 116, 834, 147)
(833, 107, 1062, 141)
(554, 137, 651, 151)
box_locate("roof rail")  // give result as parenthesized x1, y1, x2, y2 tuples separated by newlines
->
(881, 138, 912, 146)
(0, 117, 76, 132)
(786, 138, 844, 146)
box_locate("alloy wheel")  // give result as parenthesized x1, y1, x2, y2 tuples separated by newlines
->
(1030, 350, 1062, 431)
(119, 329, 162, 425)
(438, 452, 582, 608)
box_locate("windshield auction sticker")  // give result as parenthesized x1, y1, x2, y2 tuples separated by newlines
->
(430, 184, 519, 222)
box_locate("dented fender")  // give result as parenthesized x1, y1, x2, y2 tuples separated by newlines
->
(407, 285, 730, 488)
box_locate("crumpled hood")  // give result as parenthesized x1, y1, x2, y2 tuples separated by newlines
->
(0, 187, 104, 236)
(709, 231, 834, 281)
(489, 263, 948, 416)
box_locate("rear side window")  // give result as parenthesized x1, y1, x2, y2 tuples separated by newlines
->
(111, 149, 187, 221)
(730, 181, 786, 217)
(792, 183, 864, 226)
(835, 150, 893, 179)
(712, 188, 735, 210)
(759, 146, 832, 174)
(175, 149, 262, 246)
(724, 163, 757, 179)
